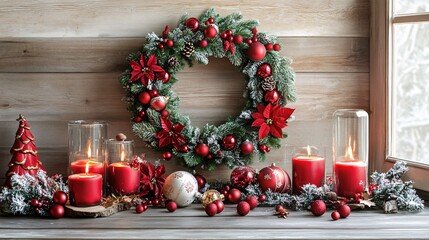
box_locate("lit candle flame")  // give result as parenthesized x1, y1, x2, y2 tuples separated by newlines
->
(85, 161, 90, 174)
(121, 151, 125, 162)
(87, 146, 92, 158)
(345, 137, 355, 160)
(307, 145, 311, 156)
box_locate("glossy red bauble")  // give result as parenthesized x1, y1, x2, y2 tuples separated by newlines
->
(166, 201, 177, 212)
(157, 71, 171, 83)
(265, 43, 274, 51)
(149, 89, 159, 98)
(136, 204, 145, 214)
(205, 203, 218, 217)
(50, 204, 65, 219)
(230, 166, 256, 189)
(162, 151, 172, 161)
(264, 90, 280, 103)
(247, 42, 266, 61)
(222, 135, 236, 150)
(338, 204, 351, 218)
(195, 143, 209, 157)
(331, 211, 341, 221)
(166, 40, 174, 48)
(233, 35, 243, 44)
(150, 96, 168, 111)
(181, 145, 189, 153)
(258, 194, 266, 203)
(133, 116, 143, 123)
(30, 199, 39, 208)
(257, 163, 291, 193)
(237, 201, 251, 216)
(257, 63, 272, 78)
(138, 92, 151, 105)
(244, 196, 258, 210)
(213, 199, 224, 213)
(273, 43, 281, 51)
(227, 188, 242, 203)
(204, 25, 218, 39)
(160, 110, 168, 117)
(199, 39, 208, 48)
(185, 17, 200, 31)
(194, 173, 207, 191)
(240, 140, 254, 155)
(53, 191, 68, 205)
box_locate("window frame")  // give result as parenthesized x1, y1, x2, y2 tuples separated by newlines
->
(370, 0, 429, 191)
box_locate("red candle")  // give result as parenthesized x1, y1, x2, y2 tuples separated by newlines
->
(108, 162, 140, 195)
(292, 155, 325, 195)
(70, 159, 105, 176)
(68, 173, 102, 206)
(334, 161, 366, 198)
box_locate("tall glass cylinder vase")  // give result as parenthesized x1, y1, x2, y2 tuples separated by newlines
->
(105, 139, 139, 195)
(68, 120, 107, 177)
(333, 109, 368, 198)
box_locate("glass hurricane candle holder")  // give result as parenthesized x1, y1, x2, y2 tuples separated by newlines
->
(68, 120, 107, 177)
(292, 146, 325, 195)
(333, 109, 368, 198)
(105, 139, 140, 195)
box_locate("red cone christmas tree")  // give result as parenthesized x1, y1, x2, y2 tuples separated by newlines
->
(4, 114, 46, 186)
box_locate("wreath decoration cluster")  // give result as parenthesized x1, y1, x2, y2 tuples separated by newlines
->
(120, 8, 296, 170)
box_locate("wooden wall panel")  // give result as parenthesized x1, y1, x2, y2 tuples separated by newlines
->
(0, 0, 369, 37)
(0, 0, 370, 181)
(0, 37, 369, 73)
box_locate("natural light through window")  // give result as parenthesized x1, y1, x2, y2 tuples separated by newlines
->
(390, 0, 429, 165)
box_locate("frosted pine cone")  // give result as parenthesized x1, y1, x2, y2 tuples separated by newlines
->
(181, 42, 195, 58)
(261, 76, 276, 91)
(167, 57, 178, 69)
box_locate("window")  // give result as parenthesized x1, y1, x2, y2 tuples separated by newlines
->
(371, 0, 429, 191)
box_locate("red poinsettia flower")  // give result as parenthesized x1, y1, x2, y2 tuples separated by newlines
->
(251, 103, 295, 140)
(139, 161, 166, 199)
(155, 117, 186, 150)
(129, 54, 165, 86)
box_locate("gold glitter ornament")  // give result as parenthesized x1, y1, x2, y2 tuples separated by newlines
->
(201, 189, 225, 207)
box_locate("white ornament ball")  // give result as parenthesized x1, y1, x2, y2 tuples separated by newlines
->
(163, 171, 198, 207)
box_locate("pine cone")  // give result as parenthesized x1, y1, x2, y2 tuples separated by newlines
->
(256, 32, 269, 44)
(261, 76, 276, 91)
(181, 42, 195, 58)
(167, 57, 178, 69)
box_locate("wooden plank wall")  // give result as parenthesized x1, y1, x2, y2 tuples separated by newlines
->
(0, 0, 369, 182)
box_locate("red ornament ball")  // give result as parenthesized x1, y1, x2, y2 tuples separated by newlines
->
(138, 92, 151, 105)
(227, 188, 242, 203)
(149, 89, 159, 97)
(259, 144, 267, 152)
(222, 135, 236, 150)
(230, 166, 256, 189)
(199, 39, 208, 48)
(157, 42, 164, 49)
(338, 204, 351, 218)
(265, 43, 274, 51)
(237, 201, 251, 216)
(331, 211, 341, 221)
(245, 196, 258, 210)
(220, 32, 227, 39)
(273, 43, 281, 51)
(248, 42, 266, 61)
(194, 173, 207, 191)
(181, 145, 189, 153)
(257, 63, 272, 78)
(139, 110, 146, 118)
(204, 25, 218, 39)
(264, 90, 280, 103)
(166, 39, 174, 48)
(166, 201, 177, 212)
(162, 151, 172, 161)
(205, 203, 218, 217)
(150, 96, 168, 111)
(310, 200, 326, 216)
(251, 37, 258, 43)
(152, 199, 160, 207)
(30, 199, 39, 208)
(233, 35, 243, 44)
(195, 143, 209, 157)
(257, 163, 290, 193)
(136, 204, 145, 214)
(240, 140, 254, 155)
(213, 199, 224, 213)
(185, 17, 200, 31)
(133, 116, 143, 123)
(275, 205, 284, 212)
(160, 110, 169, 117)
(50, 204, 65, 219)
(258, 194, 266, 203)
(53, 191, 68, 205)
(246, 39, 253, 45)
(208, 17, 215, 24)
(226, 29, 233, 36)
(157, 71, 171, 83)
(37, 200, 44, 208)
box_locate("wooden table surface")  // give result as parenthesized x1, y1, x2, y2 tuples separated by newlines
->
(0, 204, 428, 239)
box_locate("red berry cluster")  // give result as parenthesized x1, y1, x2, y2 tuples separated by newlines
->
(259, 144, 271, 153)
(220, 29, 242, 54)
(135, 198, 162, 214)
(245, 28, 281, 52)
(157, 25, 175, 50)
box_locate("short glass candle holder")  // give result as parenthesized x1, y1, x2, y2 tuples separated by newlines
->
(105, 139, 140, 195)
(333, 109, 368, 198)
(292, 146, 325, 195)
(68, 120, 107, 177)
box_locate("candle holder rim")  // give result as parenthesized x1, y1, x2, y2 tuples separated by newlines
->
(68, 120, 108, 126)
(105, 138, 135, 144)
(333, 109, 368, 117)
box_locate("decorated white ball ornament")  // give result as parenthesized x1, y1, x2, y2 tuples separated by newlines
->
(163, 171, 198, 207)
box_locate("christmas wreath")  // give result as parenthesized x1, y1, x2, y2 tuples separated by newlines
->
(120, 8, 296, 170)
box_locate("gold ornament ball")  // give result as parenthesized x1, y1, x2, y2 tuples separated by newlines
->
(201, 189, 224, 208)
